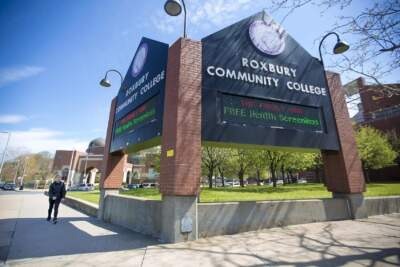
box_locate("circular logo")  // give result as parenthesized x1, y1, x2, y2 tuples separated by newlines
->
(131, 43, 148, 77)
(249, 20, 286, 56)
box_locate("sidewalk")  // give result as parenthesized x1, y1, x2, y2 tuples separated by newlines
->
(1, 190, 399, 267)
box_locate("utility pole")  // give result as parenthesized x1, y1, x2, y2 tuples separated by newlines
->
(21, 156, 28, 186)
(0, 131, 11, 182)
(66, 150, 75, 189)
(13, 159, 20, 184)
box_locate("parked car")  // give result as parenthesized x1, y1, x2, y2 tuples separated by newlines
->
(297, 178, 308, 184)
(77, 183, 95, 191)
(0, 181, 5, 189)
(269, 180, 284, 186)
(142, 183, 157, 188)
(2, 183, 16, 191)
(127, 183, 142, 189)
(67, 185, 79, 191)
(225, 180, 240, 187)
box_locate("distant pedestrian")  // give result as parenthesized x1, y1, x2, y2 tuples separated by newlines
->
(47, 175, 66, 224)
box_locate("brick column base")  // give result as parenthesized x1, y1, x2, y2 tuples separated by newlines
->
(98, 98, 127, 220)
(322, 72, 367, 219)
(159, 38, 202, 242)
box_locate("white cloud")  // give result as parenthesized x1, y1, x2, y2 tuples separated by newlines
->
(0, 66, 45, 87)
(0, 114, 27, 124)
(0, 128, 89, 154)
(152, 0, 259, 34)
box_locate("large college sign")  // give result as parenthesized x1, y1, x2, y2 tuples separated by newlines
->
(202, 12, 339, 150)
(110, 37, 168, 153)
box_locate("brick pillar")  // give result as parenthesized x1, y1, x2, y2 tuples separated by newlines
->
(98, 97, 127, 220)
(322, 72, 367, 219)
(159, 38, 202, 242)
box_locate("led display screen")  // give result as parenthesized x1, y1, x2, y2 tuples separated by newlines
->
(114, 95, 158, 138)
(221, 94, 324, 133)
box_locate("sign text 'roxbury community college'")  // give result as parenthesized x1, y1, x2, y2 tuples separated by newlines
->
(202, 11, 340, 151)
(110, 37, 168, 153)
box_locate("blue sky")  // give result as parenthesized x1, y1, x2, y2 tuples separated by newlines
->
(0, 0, 397, 154)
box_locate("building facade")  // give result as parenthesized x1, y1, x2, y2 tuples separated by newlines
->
(348, 77, 400, 181)
(350, 77, 400, 134)
(52, 138, 133, 187)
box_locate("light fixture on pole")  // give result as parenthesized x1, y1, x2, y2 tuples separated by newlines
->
(164, 0, 187, 38)
(0, 131, 11, 182)
(318, 32, 350, 65)
(99, 69, 123, 88)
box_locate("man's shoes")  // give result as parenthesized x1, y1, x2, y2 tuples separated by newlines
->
(53, 219, 58, 224)
(46, 217, 51, 222)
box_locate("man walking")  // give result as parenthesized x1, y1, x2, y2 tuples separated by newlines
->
(47, 175, 66, 224)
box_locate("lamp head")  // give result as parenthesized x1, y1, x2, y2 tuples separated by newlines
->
(100, 78, 111, 87)
(333, 40, 350, 54)
(164, 0, 182, 16)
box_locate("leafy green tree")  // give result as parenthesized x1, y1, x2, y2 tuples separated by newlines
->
(231, 149, 253, 187)
(263, 150, 284, 187)
(216, 148, 234, 187)
(202, 146, 224, 188)
(386, 130, 400, 166)
(355, 126, 397, 182)
(282, 152, 316, 183)
(247, 149, 267, 186)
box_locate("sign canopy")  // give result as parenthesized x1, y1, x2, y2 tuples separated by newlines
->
(202, 11, 340, 151)
(110, 37, 168, 153)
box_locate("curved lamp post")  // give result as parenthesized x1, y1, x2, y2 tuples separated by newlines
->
(318, 32, 350, 65)
(99, 69, 124, 88)
(164, 0, 187, 38)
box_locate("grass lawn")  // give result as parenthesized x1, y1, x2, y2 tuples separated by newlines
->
(68, 191, 101, 204)
(68, 183, 400, 205)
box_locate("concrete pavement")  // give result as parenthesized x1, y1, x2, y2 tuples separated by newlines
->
(0, 190, 399, 267)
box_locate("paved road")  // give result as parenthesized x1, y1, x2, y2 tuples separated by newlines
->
(0, 190, 399, 267)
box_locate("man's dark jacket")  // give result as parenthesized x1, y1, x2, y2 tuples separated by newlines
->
(49, 181, 66, 200)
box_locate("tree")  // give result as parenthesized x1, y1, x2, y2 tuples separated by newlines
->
(202, 146, 224, 188)
(216, 148, 235, 187)
(231, 149, 253, 187)
(386, 130, 400, 166)
(355, 126, 397, 182)
(264, 150, 284, 187)
(0, 151, 53, 183)
(311, 152, 325, 183)
(144, 152, 160, 173)
(248, 149, 267, 186)
(283, 152, 317, 183)
(267, 0, 400, 96)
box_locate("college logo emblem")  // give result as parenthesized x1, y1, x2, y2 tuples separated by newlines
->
(131, 43, 148, 77)
(249, 19, 286, 56)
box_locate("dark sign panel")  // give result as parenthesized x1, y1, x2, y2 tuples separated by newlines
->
(221, 93, 324, 133)
(202, 11, 339, 150)
(110, 37, 168, 153)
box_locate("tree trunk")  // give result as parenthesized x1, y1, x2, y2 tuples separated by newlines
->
(208, 168, 213, 188)
(238, 169, 244, 187)
(362, 166, 371, 184)
(361, 162, 371, 183)
(316, 166, 321, 183)
(281, 165, 286, 185)
(270, 163, 277, 187)
(219, 167, 225, 187)
(256, 169, 261, 186)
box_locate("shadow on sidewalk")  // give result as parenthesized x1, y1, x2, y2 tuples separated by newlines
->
(1, 216, 159, 261)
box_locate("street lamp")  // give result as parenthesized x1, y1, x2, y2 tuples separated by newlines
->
(0, 131, 11, 182)
(318, 32, 350, 65)
(99, 69, 123, 88)
(164, 0, 187, 38)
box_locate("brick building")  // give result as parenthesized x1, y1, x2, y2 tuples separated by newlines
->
(350, 77, 400, 134)
(346, 77, 400, 180)
(52, 138, 133, 187)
